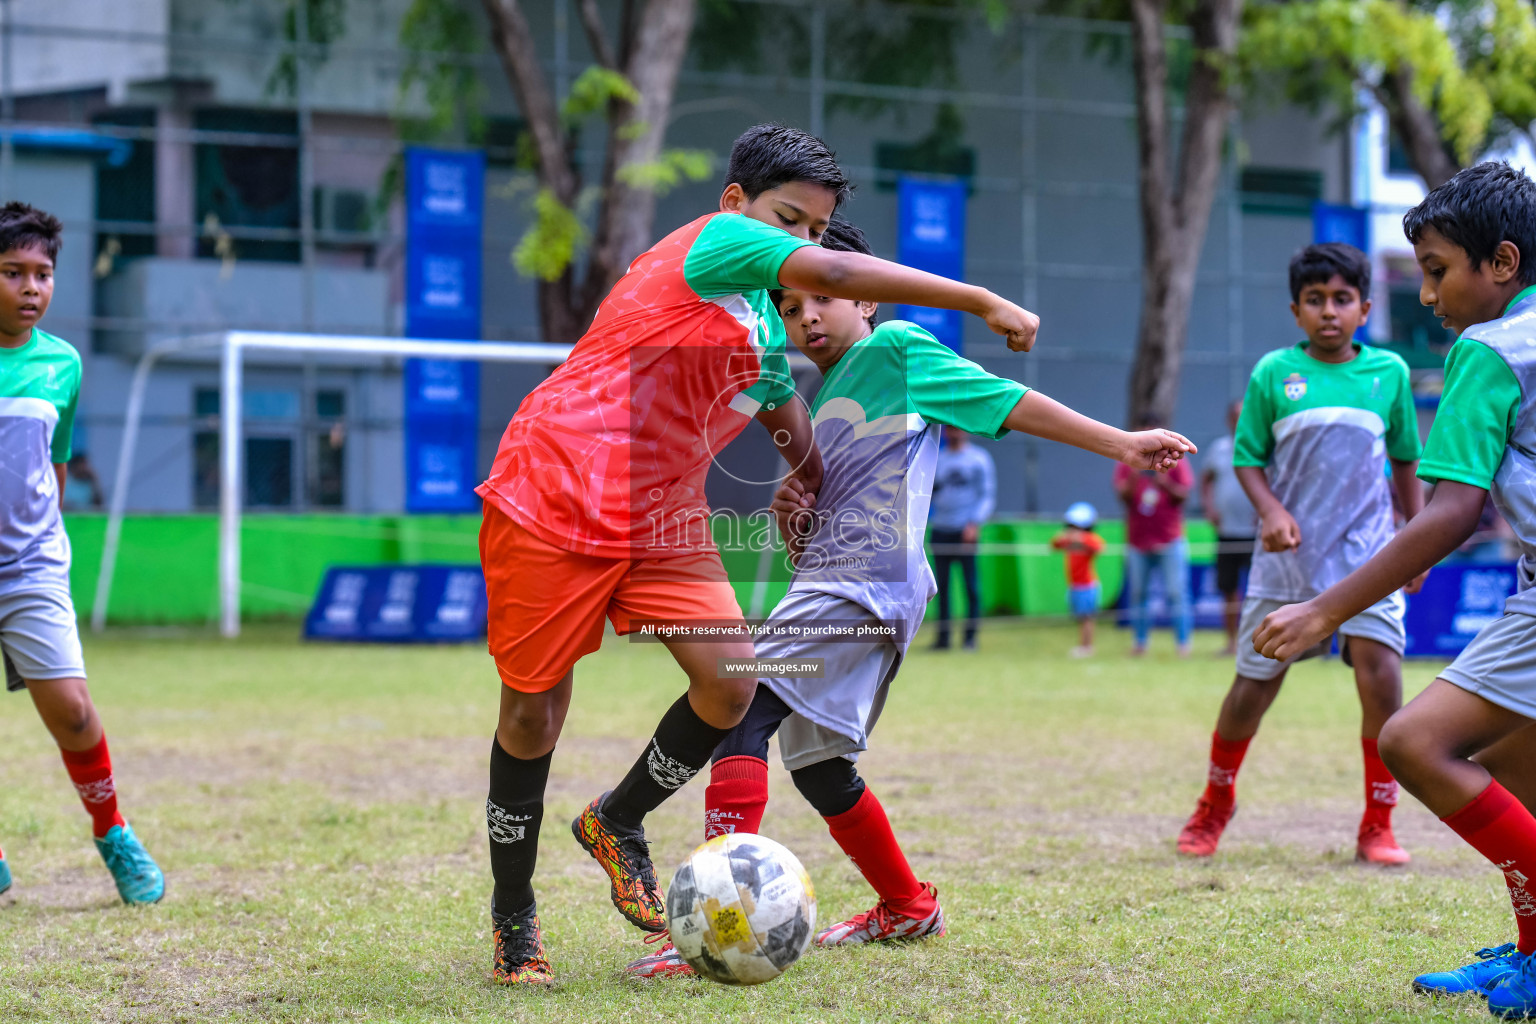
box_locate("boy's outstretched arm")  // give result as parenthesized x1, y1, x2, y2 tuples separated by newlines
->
(1234, 465, 1301, 553)
(756, 401, 822, 497)
(999, 391, 1195, 469)
(1252, 480, 1487, 660)
(778, 247, 1039, 352)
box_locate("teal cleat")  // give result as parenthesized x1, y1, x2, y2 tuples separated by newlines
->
(1490, 950, 1536, 1019)
(94, 823, 164, 905)
(0, 854, 11, 896)
(1414, 944, 1525, 997)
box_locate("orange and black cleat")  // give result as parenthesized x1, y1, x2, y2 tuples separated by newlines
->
(571, 793, 667, 932)
(491, 900, 555, 987)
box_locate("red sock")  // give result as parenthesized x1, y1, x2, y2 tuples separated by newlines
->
(1202, 731, 1250, 806)
(1361, 737, 1399, 829)
(1442, 781, 1536, 954)
(59, 736, 125, 839)
(824, 787, 933, 918)
(704, 756, 768, 840)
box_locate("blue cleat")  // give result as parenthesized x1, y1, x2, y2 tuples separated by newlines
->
(1490, 949, 1536, 1019)
(94, 823, 164, 905)
(1414, 944, 1524, 997)
(0, 854, 11, 896)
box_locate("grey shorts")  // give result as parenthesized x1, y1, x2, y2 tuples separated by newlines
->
(1236, 591, 1405, 681)
(755, 591, 904, 772)
(0, 586, 86, 692)
(1440, 612, 1536, 719)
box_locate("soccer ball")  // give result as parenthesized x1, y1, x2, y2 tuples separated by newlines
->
(665, 833, 817, 985)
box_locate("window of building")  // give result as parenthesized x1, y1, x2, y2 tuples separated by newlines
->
(192, 385, 344, 509)
(309, 389, 345, 508)
(93, 108, 156, 263)
(246, 437, 295, 507)
(1239, 167, 1322, 216)
(194, 108, 300, 263)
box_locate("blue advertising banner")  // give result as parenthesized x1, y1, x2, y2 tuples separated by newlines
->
(405, 147, 484, 512)
(895, 177, 966, 354)
(1403, 563, 1518, 658)
(304, 565, 488, 642)
(1313, 202, 1371, 343)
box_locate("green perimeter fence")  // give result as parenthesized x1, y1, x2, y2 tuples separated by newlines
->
(63, 513, 1219, 626)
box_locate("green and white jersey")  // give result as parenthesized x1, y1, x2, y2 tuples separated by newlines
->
(0, 328, 80, 594)
(790, 321, 1027, 644)
(1420, 286, 1536, 615)
(1234, 342, 1421, 602)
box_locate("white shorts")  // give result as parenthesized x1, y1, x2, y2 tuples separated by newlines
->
(1440, 612, 1536, 720)
(755, 591, 903, 772)
(0, 586, 86, 691)
(1235, 592, 1405, 681)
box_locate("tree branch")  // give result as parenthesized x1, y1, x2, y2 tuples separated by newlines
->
(1172, 0, 1241, 236)
(576, 0, 618, 70)
(480, 0, 578, 202)
(1374, 65, 1461, 189)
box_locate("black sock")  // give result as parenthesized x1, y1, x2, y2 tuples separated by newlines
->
(487, 735, 550, 915)
(602, 694, 731, 831)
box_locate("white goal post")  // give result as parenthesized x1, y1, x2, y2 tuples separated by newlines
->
(92, 331, 574, 638)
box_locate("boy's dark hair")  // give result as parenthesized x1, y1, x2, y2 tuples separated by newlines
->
(0, 201, 62, 262)
(1403, 161, 1536, 286)
(1288, 242, 1371, 302)
(725, 124, 852, 207)
(770, 215, 877, 328)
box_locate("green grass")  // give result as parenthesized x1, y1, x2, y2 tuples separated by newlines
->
(0, 622, 1512, 1022)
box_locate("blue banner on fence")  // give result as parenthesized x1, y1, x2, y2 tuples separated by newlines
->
(895, 176, 966, 354)
(1313, 202, 1371, 343)
(304, 565, 487, 643)
(1117, 558, 1517, 659)
(405, 147, 484, 512)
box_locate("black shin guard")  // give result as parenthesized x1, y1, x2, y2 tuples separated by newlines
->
(602, 694, 731, 830)
(790, 756, 867, 818)
(487, 736, 551, 914)
(711, 684, 796, 764)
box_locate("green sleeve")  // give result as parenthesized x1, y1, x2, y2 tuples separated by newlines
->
(739, 318, 797, 410)
(1384, 359, 1423, 463)
(1418, 339, 1519, 488)
(682, 214, 817, 299)
(901, 324, 1028, 438)
(51, 375, 77, 463)
(1232, 359, 1275, 467)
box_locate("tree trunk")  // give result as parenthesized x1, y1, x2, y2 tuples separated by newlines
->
(1375, 66, 1461, 190)
(482, 0, 698, 344)
(1126, 0, 1243, 428)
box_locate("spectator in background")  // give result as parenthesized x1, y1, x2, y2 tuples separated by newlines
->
(1052, 502, 1105, 658)
(929, 426, 995, 651)
(1201, 400, 1257, 654)
(62, 452, 104, 510)
(1115, 414, 1195, 657)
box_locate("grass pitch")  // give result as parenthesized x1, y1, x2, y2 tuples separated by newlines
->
(0, 621, 1513, 1022)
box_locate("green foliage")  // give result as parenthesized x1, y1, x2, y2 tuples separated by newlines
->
(265, 0, 349, 98)
(513, 188, 589, 282)
(615, 148, 716, 192)
(561, 67, 641, 125)
(396, 0, 486, 143)
(1243, 0, 1536, 166)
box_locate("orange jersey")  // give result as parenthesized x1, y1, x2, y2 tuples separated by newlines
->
(1052, 529, 1104, 586)
(477, 213, 811, 557)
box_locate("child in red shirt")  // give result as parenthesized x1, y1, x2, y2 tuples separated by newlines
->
(1052, 502, 1105, 656)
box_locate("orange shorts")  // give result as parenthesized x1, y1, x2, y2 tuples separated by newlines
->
(479, 502, 746, 693)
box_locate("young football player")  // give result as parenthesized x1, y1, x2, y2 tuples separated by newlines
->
(1176, 242, 1425, 866)
(624, 216, 1192, 978)
(0, 202, 163, 904)
(1253, 162, 1536, 1015)
(475, 126, 1040, 986)
(1053, 502, 1105, 657)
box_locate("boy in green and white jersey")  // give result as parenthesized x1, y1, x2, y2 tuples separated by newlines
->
(0, 202, 163, 904)
(1177, 243, 1425, 866)
(626, 217, 1194, 977)
(1256, 162, 1536, 1014)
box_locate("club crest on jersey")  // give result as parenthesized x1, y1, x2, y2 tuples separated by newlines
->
(1282, 373, 1307, 401)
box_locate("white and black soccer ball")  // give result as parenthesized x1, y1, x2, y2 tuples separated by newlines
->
(665, 833, 817, 985)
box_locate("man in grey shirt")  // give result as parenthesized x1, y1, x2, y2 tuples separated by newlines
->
(929, 426, 997, 650)
(1201, 399, 1257, 654)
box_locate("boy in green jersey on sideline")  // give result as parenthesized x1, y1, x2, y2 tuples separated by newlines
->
(0, 201, 163, 905)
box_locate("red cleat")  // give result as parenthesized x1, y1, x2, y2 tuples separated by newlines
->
(816, 883, 946, 946)
(623, 930, 696, 979)
(1177, 796, 1236, 857)
(1356, 821, 1411, 866)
